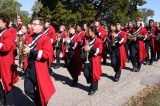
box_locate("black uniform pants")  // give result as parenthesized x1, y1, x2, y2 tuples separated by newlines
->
(24, 62, 41, 106)
(145, 41, 155, 62)
(110, 47, 121, 79)
(55, 47, 61, 66)
(0, 81, 5, 105)
(83, 62, 98, 91)
(129, 43, 141, 69)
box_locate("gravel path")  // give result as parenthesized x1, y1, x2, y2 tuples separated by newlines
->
(14, 59, 160, 106)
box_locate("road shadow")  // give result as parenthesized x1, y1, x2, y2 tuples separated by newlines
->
(101, 62, 111, 66)
(123, 67, 132, 71)
(11, 86, 35, 106)
(51, 63, 66, 68)
(101, 73, 114, 81)
(51, 72, 88, 92)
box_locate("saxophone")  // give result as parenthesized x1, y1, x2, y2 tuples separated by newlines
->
(55, 33, 61, 48)
(111, 31, 116, 46)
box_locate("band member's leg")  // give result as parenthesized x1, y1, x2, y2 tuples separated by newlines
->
(0, 81, 5, 105)
(130, 44, 138, 71)
(89, 81, 98, 95)
(55, 47, 61, 68)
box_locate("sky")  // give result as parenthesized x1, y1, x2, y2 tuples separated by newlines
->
(17, 0, 36, 15)
(17, 0, 160, 22)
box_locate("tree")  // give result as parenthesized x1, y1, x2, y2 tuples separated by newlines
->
(37, 1, 96, 28)
(127, 0, 147, 20)
(140, 8, 154, 22)
(0, 0, 21, 18)
(32, 1, 43, 18)
(37, 0, 152, 27)
(0, 0, 30, 25)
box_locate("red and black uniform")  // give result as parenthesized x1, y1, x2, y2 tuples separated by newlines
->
(145, 26, 158, 64)
(55, 31, 68, 68)
(96, 26, 108, 64)
(24, 32, 55, 106)
(156, 28, 160, 59)
(108, 30, 127, 81)
(43, 25, 56, 64)
(123, 27, 133, 61)
(65, 33, 82, 86)
(129, 26, 147, 71)
(83, 36, 102, 94)
(0, 28, 19, 105)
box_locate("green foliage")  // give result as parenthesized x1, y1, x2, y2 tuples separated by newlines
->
(0, 0, 30, 25)
(37, 0, 154, 27)
(0, 0, 21, 18)
(38, 1, 96, 27)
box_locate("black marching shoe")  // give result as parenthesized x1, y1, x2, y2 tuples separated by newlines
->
(88, 90, 96, 95)
(49, 68, 54, 76)
(135, 68, 140, 72)
(113, 77, 119, 82)
(0, 100, 5, 106)
(132, 67, 137, 72)
(71, 80, 78, 87)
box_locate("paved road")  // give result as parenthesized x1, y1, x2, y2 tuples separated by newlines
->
(13, 59, 160, 106)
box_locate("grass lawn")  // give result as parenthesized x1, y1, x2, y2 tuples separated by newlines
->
(123, 84, 160, 106)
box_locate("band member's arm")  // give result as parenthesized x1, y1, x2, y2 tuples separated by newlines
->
(25, 38, 53, 61)
(89, 40, 102, 56)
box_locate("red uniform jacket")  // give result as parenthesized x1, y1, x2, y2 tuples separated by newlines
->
(131, 27, 148, 62)
(43, 25, 56, 64)
(9, 27, 17, 56)
(78, 31, 86, 40)
(58, 31, 68, 59)
(27, 34, 55, 106)
(71, 34, 83, 76)
(0, 29, 19, 93)
(90, 37, 103, 82)
(119, 30, 127, 69)
(145, 26, 158, 55)
(97, 26, 108, 59)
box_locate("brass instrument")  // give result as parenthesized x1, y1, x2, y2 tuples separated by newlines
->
(85, 39, 90, 63)
(127, 34, 145, 41)
(55, 33, 62, 48)
(110, 26, 117, 46)
(111, 32, 116, 46)
(65, 36, 70, 52)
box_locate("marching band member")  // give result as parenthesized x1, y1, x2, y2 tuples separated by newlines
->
(54, 25, 68, 69)
(108, 23, 127, 82)
(44, 19, 56, 75)
(64, 25, 82, 87)
(23, 17, 55, 106)
(129, 18, 148, 72)
(94, 19, 108, 65)
(123, 21, 134, 62)
(145, 19, 158, 65)
(83, 25, 102, 95)
(0, 13, 19, 106)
